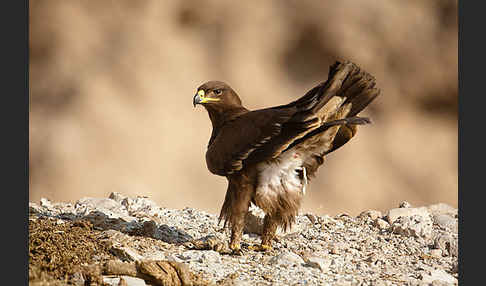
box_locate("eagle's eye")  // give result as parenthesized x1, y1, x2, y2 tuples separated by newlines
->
(214, 89, 222, 95)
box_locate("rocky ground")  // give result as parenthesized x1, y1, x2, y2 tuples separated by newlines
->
(29, 193, 458, 286)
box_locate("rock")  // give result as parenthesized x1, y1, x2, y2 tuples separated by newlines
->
(103, 276, 148, 286)
(432, 214, 457, 231)
(305, 213, 317, 224)
(179, 250, 221, 264)
(70, 271, 85, 286)
(391, 215, 433, 239)
(40, 197, 53, 208)
(109, 192, 129, 203)
(243, 205, 265, 234)
(110, 244, 145, 262)
(303, 256, 331, 272)
(269, 250, 305, 267)
(187, 235, 225, 252)
(427, 203, 457, 217)
(429, 249, 443, 258)
(122, 196, 161, 217)
(434, 235, 458, 257)
(84, 210, 139, 232)
(104, 260, 138, 276)
(136, 260, 209, 286)
(420, 269, 457, 284)
(387, 207, 431, 224)
(28, 193, 459, 285)
(76, 197, 125, 213)
(399, 201, 412, 208)
(358, 210, 383, 221)
(374, 218, 390, 230)
(329, 242, 346, 255)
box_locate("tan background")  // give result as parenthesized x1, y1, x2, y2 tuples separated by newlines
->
(29, 1, 457, 216)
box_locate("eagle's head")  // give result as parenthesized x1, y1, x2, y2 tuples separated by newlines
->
(193, 81, 242, 108)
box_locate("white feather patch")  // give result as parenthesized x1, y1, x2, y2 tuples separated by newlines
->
(255, 150, 307, 199)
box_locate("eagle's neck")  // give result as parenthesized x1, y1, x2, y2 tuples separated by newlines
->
(206, 105, 248, 147)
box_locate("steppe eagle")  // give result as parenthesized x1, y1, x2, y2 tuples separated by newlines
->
(193, 61, 380, 253)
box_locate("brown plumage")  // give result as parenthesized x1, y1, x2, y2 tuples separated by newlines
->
(193, 61, 380, 253)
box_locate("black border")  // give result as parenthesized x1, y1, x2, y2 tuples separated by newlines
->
(458, 0, 480, 284)
(8, 0, 30, 284)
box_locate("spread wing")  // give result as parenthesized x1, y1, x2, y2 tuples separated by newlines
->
(206, 61, 380, 176)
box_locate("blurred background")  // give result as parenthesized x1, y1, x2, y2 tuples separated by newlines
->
(29, 0, 457, 216)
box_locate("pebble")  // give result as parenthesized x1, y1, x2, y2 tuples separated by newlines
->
(358, 210, 383, 221)
(103, 276, 148, 286)
(374, 218, 390, 230)
(387, 207, 431, 224)
(429, 249, 443, 258)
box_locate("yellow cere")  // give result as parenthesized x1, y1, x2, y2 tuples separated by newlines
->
(198, 89, 220, 103)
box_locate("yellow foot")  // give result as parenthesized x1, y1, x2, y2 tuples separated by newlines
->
(248, 244, 272, 252)
(229, 242, 243, 255)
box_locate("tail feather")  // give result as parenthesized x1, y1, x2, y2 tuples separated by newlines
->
(292, 60, 380, 179)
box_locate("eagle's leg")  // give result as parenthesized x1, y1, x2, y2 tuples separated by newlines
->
(220, 174, 254, 255)
(228, 195, 252, 254)
(260, 214, 278, 250)
(248, 214, 278, 252)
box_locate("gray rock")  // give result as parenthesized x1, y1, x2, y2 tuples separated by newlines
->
(429, 249, 443, 258)
(110, 244, 144, 262)
(304, 256, 331, 272)
(179, 250, 221, 263)
(399, 201, 412, 208)
(433, 214, 457, 231)
(122, 196, 161, 217)
(40, 197, 53, 208)
(70, 271, 85, 286)
(387, 207, 431, 224)
(374, 218, 390, 230)
(269, 250, 305, 267)
(109, 192, 129, 203)
(329, 242, 346, 255)
(391, 215, 433, 239)
(243, 204, 265, 234)
(427, 203, 457, 217)
(103, 275, 148, 286)
(434, 235, 458, 257)
(358, 210, 383, 221)
(76, 197, 125, 213)
(420, 269, 457, 284)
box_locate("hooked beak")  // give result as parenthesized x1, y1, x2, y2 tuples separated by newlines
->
(193, 92, 201, 107)
(193, 89, 219, 107)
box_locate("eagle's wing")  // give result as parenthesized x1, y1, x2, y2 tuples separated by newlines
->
(206, 61, 379, 176)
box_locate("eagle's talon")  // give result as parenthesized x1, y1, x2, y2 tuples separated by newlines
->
(229, 242, 243, 256)
(248, 244, 273, 252)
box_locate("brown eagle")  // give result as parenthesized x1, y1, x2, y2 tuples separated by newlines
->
(193, 61, 380, 253)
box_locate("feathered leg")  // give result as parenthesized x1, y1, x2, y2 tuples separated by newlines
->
(256, 214, 278, 251)
(219, 174, 254, 254)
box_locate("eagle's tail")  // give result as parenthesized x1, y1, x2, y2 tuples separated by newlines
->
(294, 61, 380, 179)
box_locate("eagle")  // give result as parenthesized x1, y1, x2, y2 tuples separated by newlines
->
(193, 61, 380, 254)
